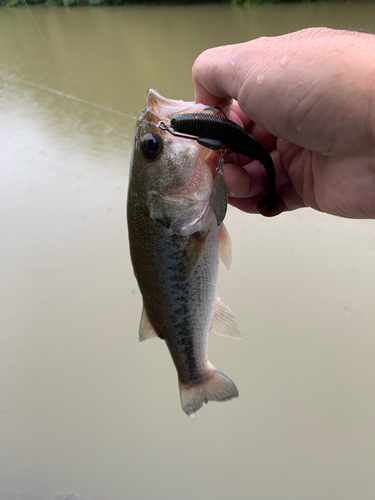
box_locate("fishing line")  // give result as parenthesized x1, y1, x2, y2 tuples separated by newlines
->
(346, 0, 365, 26)
(0, 70, 137, 120)
(0, 71, 178, 128)
(23, 0, 48, 46)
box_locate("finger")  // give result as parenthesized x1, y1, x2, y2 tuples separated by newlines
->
(228, 195, 261, 214)
(223, 161, 266, 198)
(192, 37, 302, 140)
(193, 29, 362, 153)
(192, 36, 297, 132)
(276, 183, 308, 211)
(226, 106, 277, 152)
(223, 149, 291, 198)
(228, 193, 292, 214)
(193, 44, 245, 106)
(248, 123, 277, 151)
(228, 184, 306, 214)
(228, 101, 253, 130)
(205, 150, 243, 171)
(193, 39, 297, 144)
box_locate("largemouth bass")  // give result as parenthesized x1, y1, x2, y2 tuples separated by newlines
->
(127, 89, 241, 416)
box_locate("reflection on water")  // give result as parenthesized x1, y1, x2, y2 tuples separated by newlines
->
(1, 3, 375, 500)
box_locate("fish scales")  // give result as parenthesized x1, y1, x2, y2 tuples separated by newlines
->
(129, 200, 219, 385)
(127, 89, 241, 416)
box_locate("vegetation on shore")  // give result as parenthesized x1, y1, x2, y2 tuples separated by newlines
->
(0, 0, 326, 7)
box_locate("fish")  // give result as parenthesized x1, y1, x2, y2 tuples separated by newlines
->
(127, 89, 241, 417)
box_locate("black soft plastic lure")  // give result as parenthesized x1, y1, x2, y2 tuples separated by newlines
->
(170, 112, 285, 217)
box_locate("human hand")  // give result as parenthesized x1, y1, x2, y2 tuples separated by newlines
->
(193, 28, 375, 219)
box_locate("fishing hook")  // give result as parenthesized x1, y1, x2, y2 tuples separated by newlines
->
(158, 121, 224, 151)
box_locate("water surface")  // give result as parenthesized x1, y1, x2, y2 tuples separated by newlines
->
(1, 4, 375, 500)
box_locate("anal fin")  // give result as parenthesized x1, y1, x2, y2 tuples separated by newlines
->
(210, 297, 241, 340)
(139, 304, 160, 342)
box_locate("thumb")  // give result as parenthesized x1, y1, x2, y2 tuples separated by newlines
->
(193, 28, 374, 155)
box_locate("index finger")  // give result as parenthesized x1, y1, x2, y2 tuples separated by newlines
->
(228, 100, 253, 131)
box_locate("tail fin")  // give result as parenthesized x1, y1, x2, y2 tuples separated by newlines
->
(179, 365, 238, 417)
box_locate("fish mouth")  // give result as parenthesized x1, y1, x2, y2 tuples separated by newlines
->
(146, 88, 233, 123)
(137, 89, 229, 236)
(147, 88, 194, 121)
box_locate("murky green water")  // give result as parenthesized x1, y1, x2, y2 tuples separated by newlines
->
(1, 3, 375, 500)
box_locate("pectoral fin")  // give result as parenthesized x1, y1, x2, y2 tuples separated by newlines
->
(139, 305, 159, 342)
(219, 223, 232, 270)
(210, 297, 241, 340)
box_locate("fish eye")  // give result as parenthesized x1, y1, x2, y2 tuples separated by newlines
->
(141, 133, 163, 160)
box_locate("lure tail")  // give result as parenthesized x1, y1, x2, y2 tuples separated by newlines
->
(257, 193, 286, 217)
